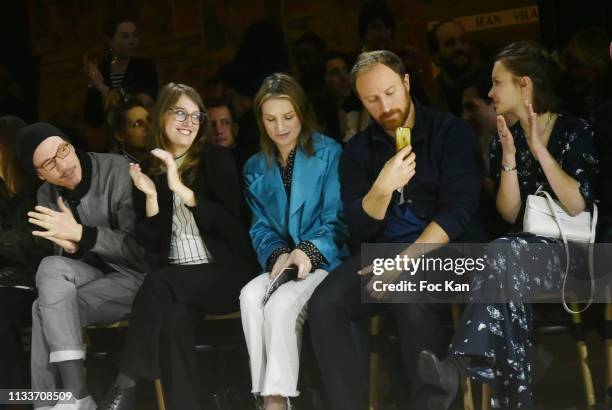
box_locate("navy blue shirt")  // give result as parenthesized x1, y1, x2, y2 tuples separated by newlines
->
(340, 102, 481, 245)
(383, 203, 427, 243)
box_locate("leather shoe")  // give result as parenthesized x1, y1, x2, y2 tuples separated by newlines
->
(97, 383, 135, 410)
(418, 350, 459, 410)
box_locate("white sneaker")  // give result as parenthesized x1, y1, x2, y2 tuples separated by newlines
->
(50, 395, 97, 410)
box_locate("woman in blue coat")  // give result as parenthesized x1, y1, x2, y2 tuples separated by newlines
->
(240, 73, 348, 410)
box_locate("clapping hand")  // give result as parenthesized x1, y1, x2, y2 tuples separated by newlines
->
(151, 149, 184, 193)
(83, 54, 106, 93)
(524, 100, 548, 160)
(496, 115, 516, 157)
(28, 197, 81, 254)
(129, 163, 157, 197)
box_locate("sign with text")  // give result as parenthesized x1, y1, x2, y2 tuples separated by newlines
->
(428, 6, 539, 32)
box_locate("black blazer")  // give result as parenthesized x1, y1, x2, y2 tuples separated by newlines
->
(134, 144, 258, 283)
(340, 101, 481, 244)
(0, 183, 52, 276)
(84, 56, 158, 127)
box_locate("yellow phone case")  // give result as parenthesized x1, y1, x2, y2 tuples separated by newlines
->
(395, 127, 411, 151)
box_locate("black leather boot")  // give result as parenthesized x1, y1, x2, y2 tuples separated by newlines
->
(97, 383, 136, 410)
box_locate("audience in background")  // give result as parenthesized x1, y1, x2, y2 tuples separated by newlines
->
(322, 51, 366, 142)
(357, 0, 430, 107)
(216, 62, 262, 167)
(323, 52, 353, 112)
(460, 67, 504, 237)
(461, 67, 498, 170)
(0, 66, 36, 123)
(357, 0, 395, 53)
(427, 19, 478, 116)
(233, 21, 290, 88)
(206, 98, 239, 150)
(560, 27, 612, 235)
(306, 50, 352, 144)
(0, 116, 51, 391)
(561, 27, 612, 119)
(107, 97, 151, 162)
(205, 95, 263, 179)
(293, 33, 327, 90)
(83, 15, 158, 127)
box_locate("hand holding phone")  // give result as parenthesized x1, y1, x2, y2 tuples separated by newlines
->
(262, 265, 299, 306)
(395, 127, 411, 152)
(395, 127, 412, 203)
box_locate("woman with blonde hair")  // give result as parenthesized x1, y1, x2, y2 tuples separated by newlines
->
(99, 82, 257, 410)
(240, 73, 348, 410)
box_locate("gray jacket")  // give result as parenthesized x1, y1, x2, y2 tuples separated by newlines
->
(37, 152, 147, 276)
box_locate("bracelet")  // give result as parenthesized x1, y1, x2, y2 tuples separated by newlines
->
(501, 163, 517, 172)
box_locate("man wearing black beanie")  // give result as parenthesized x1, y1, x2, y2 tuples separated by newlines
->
(17, 122, 147, 410)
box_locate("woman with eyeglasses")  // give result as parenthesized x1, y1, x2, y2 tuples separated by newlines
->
(98, 83, 258, 410)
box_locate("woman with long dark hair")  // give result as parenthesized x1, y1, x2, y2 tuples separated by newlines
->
(419, 42, 599, 409)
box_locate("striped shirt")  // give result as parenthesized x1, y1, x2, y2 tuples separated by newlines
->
(110, 71, 125, 89)
(167, 156, 212, 265)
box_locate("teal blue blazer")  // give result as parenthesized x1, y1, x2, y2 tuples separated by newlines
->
(243, 133, 349, 272)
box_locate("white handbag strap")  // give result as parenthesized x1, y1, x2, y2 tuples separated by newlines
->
(536, 189, 596, 314)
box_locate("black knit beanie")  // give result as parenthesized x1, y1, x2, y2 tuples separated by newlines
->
(16, 122, 68, 175)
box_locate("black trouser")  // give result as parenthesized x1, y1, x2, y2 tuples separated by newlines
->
(120, 263, 242, 410)
(0, 288, 35, 389)
(308, 253, 447, 410)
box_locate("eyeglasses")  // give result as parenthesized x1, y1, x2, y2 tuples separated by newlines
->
(169, 107, 207, 125)
(37, 142, 72, 172)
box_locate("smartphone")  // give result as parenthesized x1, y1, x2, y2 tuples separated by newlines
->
(262, 265, 299, 305)
(395, 127, 411, 152)
(280, 266, 299, 279)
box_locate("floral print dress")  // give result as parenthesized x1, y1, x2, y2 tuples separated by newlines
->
(448, 114, 599, 408)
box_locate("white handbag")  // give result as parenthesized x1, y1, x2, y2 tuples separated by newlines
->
(523, 187, 598, 314)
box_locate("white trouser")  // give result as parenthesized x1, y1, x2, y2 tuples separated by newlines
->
(239, 269, 328, 397)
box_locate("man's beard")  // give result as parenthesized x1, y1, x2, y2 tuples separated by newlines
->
(377, 103, 410, 131)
